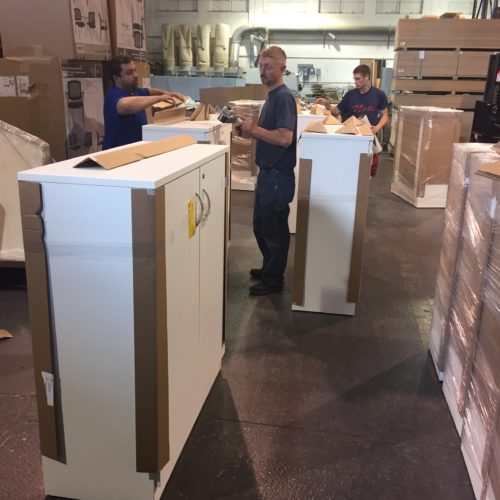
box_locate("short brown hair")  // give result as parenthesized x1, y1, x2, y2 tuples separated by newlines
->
(260, 46, 287, 65)
(353, 64, 371, 79)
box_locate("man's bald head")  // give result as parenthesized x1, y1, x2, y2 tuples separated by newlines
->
(260, 46, 287, 65)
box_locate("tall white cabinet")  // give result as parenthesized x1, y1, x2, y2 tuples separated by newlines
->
(293, 126, 373, 316)
(18, 143, 229, 500)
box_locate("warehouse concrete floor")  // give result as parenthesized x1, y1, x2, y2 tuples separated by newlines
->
(0, 154, 474, 500)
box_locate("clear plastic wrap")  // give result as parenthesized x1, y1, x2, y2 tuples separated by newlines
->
(462, 181, 500, 499)
(0, 119, 50, 261)
(442, 172, 495, 432)
(229, 100, 264, 190)
(429, 145, 500, 378)
(390, 106, 463, 207)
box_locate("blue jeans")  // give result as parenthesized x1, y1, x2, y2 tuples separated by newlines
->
(253, 168, 295, 287)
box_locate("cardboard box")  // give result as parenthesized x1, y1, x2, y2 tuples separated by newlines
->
(0, 57, 105, 162)
(395, 18, 500, 50)
(0, 0, 111, 60)
(62, 61, 105, 159)
(108, 0, 147, 59)
(391, 106, 462, 207)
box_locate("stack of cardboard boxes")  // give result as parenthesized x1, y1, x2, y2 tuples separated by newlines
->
(0, 0, 148, 161)
(429, 144, 500, 499)
(199, 84, 268, 191)
(391, 18, 500, 144)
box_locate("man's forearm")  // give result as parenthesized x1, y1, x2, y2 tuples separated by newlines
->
(117, 95, 164, 115)
(252, 127, 293, 148)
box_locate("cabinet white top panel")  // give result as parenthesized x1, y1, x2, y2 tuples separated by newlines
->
(18, 143, 229, 189)
(300, 125, 374, 143)
(142, 121, 222, 133)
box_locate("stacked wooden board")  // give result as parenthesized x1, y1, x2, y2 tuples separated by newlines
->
(391, 18, 500, 144)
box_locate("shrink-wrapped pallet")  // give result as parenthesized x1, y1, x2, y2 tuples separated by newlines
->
(391, 106, 462, 207)
(429, 144, 500, 379)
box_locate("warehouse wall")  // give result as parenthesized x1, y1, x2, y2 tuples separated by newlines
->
(146, 0, 471, 85)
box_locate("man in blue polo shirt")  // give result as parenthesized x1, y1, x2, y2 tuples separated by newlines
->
(102, 56, 185, 150)
(239, 46, 297, 296)
(317, 64, 388, 176)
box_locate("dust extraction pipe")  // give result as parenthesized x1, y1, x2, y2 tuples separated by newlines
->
(229, 25, 394, 68)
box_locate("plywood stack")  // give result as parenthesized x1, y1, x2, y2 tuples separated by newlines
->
(391, 18, 500, 143)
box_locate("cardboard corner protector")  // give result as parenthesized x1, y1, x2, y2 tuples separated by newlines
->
(73, 135, 197, 170)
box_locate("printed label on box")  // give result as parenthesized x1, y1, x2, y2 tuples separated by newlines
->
(16, 76, 30, 98)
(41, 371, 54, 407)
(0, 76, 16, 97)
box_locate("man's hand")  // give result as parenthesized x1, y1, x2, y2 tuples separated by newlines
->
(315, 97, 329, 107)
(159, 92, 186, 105)
(239, 117, 256, 139)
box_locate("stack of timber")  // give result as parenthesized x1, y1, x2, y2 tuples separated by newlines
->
(390, 18, 500, 145)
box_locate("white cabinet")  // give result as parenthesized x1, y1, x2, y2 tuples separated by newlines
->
(292, 126, 373, 316)
(18, 143, 229, 500)
(289, 112, 328, 234)
(143, 120, 232, 145)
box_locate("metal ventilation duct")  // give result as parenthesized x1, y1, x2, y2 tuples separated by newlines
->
(229, 25, 394, 68)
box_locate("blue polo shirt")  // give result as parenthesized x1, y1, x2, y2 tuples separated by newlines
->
(102, 86, 150, 150)
(256, 84, 297, 171)
(337, 87, 388, 126)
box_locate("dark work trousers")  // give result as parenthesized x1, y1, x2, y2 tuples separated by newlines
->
(253, 168, 295, 287)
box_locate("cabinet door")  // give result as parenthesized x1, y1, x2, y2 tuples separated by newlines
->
(198, 156, 226, 401)
(164, 168, 201, 458)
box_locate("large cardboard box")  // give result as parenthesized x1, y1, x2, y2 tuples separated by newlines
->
(62, 61, 105, 159)
(0, 0, 111, 60)
(108, 0, 147, 59)
(391, 106, 462, 207)
(0, 58, 105, 162)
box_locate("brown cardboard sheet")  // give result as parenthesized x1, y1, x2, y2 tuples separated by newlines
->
(347, 154, 371, 302)
(73, 135, 196, 169)
(293, 159, 313, 306)
(477, 161, 500, 180)
(132, 188, 169, 472)
(152, 107, 186, 125)
(323, 114, 341, 125)
(18, 181, 65, 463)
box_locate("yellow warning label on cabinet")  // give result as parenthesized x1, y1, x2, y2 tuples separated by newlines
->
(188, 197, 196, 238)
